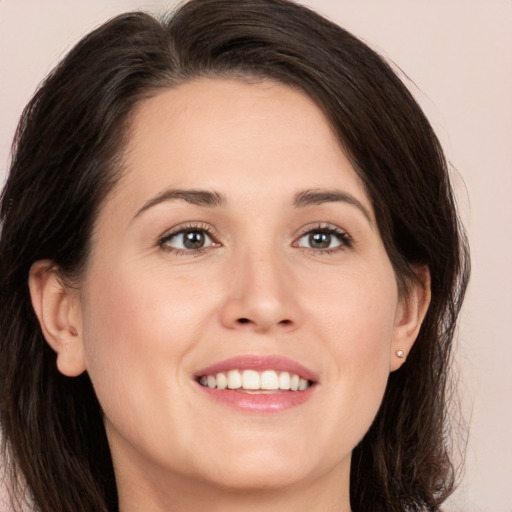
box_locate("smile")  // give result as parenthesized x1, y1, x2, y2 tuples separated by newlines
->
(198, 369, 312, 392)
(194, 355, 317, 412)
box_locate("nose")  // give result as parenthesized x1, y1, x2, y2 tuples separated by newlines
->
(219, 248, 300, 334)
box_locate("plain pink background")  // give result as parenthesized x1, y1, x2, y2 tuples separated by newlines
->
(1, 1, 511, 510)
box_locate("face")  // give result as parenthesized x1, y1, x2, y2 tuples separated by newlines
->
(62, 79, 420, 502)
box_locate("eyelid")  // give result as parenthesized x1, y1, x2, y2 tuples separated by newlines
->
(157, 221, 352, 256)
(293, 223, 353, 252)
(158, 222, 221, 254)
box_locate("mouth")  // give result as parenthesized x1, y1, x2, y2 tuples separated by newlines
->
(197, 369, 313, 393)
(194, 355, 317, 412)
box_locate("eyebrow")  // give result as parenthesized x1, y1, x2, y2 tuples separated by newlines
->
(293, 189, 372, 224)
(134, 188, 227, 219)
(133, 186, 372, 224)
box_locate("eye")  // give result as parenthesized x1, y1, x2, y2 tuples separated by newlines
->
(160, 226, 218, 253)
(295, 226, 352, 252)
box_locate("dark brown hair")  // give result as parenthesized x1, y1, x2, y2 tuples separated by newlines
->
(0, 1, 469, 510)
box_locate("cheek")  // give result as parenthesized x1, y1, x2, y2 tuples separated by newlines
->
(78, 263, 212, 424)
(309, 263, 398, 355)
(334, 271, 397, 385)
(306, 265, 397, 442)
(82, 261, 205, 350)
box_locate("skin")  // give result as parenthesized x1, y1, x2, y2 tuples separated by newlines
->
(30, 78, 429, 511)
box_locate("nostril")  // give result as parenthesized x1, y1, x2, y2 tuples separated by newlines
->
(233, 317, 293, 329)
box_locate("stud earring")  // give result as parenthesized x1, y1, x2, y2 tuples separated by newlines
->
(396, 349, 405, 358)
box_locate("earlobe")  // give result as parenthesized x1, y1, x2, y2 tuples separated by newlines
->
(390, 266, 431, 371)
(29, 260, 86, 377)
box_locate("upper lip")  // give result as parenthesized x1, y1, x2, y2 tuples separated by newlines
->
(194, 354, 318, 382)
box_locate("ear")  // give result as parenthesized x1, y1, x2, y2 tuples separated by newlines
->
(29, 260, 86, 377)
(390, 265, 431, 371)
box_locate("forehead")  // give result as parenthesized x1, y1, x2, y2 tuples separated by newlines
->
(109, 78, 371, 215)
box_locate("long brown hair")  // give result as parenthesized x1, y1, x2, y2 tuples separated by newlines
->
(0, 1, 469, 510)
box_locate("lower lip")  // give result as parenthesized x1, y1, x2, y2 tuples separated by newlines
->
(197, 385, 315, 412)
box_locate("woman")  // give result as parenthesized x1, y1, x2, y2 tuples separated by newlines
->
(0, 0, 469, 510)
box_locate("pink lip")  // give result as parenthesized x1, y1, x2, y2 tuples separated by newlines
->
(194, 355, 318, 413)
(197, 386, 315, 413)
(195, 354, 318, 382)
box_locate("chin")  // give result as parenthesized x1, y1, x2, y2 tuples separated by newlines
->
(203, 461, 313, 493)
(193, 441, 334, 493)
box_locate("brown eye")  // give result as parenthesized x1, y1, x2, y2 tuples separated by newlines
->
(182, 230, 207, 249)
(296, 227, 351, 251)
(308, 232, 332, 249)
(161, 228, 215, 252)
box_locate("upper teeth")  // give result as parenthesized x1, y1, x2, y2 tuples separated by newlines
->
(199, 369, 311, 391)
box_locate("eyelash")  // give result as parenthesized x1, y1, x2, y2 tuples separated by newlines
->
(294, 224, 353, 254)
(158, 223, 352, 256)
(159, 223, 220, 256)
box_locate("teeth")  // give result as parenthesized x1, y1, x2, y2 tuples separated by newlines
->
(216, 372, 228, 390)
(227, 369, 242, 389)
(242, 369, 260, 390)
(199, 369, 312, 391)
(278, 371, 291, 390)
(261, 370, 279, 390)
(298, 378, 309, 391)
